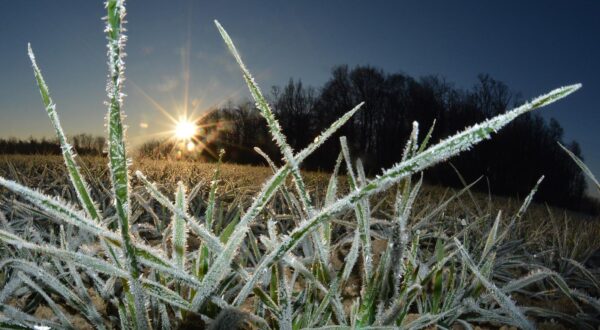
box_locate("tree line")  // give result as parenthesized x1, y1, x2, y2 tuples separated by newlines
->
(0, 134, 105, 156)
(186, 65, 593, 212)
(2, 65, 592, 212)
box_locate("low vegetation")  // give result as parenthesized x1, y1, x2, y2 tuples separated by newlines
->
(0, 1, 598, 329)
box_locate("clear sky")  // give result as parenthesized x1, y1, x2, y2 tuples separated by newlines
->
(1, 1, 599, 182)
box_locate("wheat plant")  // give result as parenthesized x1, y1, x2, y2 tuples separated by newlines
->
(1, 0, 598, 329)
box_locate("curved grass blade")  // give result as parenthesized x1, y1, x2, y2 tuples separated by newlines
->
(232, 84, 580, 305)
(454, 238, 534, 330)
(559, 142, 599, 191)
(17, 272, 74, 329)
(0, 305, 61, 330)
(216, 20, 339, 277)
(1, 259, 107, 329)
(341, 137, 372, 280)
(27, 45, 102, 224)
(0, 177, 172, 270)
(135, 171, 223, 254)
(187, 102, 364, 309)
(0, 235, 196, 312)
(27, 45, 122, 267)
(215, 20, 314, 216)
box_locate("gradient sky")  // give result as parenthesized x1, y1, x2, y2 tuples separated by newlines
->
(1, 1, 599, 187)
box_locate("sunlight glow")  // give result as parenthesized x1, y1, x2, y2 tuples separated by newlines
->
(175, 119, 197, 140)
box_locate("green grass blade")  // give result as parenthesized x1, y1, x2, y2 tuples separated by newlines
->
(0, 176, 171, 270)
(27, 45, 122, 267)
(342, 229, 361, 283)
(0, 233, 197, 312)
(501, 269, 554, 294)
(215, 20, 314, 215)
(2, 259, 107, 329)
(0, 305, 61, 329)
(27, 44, 102, 224)
(563, 258, 600, 293)
(417, 119, 436, 153)
(559, 142, 600, 191)
(340, 137, 372, 280)
(17, 272, 74, 329)
(216, 20, 340, 284)
(205, 150, 224, 230)
(172, 182, 188, 270)
(455, 238, 534, 330)
(104, 0, 148, 327)
(136, 171, 223, 254)
(233, 80, 581, 302)
(498, 176, 544, 242)
(480, 211, 502, 264)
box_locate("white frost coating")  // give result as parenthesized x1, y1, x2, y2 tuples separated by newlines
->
(3, 259, 109, 330)
(0, 177, 117, 241)
(455, 238, 534, 330)
(341, 138, 372, 280)
(28, 44, 104, 224)
(0, 276, 22, 304)
(410, 121, 420, 155)
(104, 2, 149, 326)
(277, 262, 293, 330)
(0, 176, 172, 269)
(356, 159, 373, 280)
(559, 142, 600, 190)
(319, 152, 343, 263)
(401, 122, 419, 163)
(172, 182, 188, 270)
(233, 83, 580, 305)
(501, 269, 554, 294)
(33, 326, 51, 330)
(136, 171, 253, 284)
(342, 229, 361, 282)
(215, 20, 315, 218)
(0, 234, 129, 279)
(340, 137, 358, 185)
(188, 102, 365, 309)
(215, 27, 364, 283)
(135, 171, 224, 254)
(18, 272, 77, 327)
(391, 176, 422, 295)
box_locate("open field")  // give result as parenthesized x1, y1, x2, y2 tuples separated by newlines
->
(2, 155, 599, 245)
(1, 2, 599, 328)
(2, 154, 600, 329)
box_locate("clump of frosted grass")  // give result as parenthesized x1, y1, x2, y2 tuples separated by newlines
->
(0, 0, 595, 328)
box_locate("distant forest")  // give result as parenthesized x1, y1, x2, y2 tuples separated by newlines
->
(191, 66, 593, 213)
(2, 66, 595, 213)
(0, 134, 105, 156)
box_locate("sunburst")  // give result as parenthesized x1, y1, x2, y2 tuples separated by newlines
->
(174, 118, 197, 140)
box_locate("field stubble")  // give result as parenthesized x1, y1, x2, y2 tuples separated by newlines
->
(2, 154, 598, 246)
(2, 154, 600, 329)
(1, 2, 598, 327)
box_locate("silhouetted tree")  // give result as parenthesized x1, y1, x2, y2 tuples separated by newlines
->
(0, 135, 105, 156)
(131, 65, 591, 212)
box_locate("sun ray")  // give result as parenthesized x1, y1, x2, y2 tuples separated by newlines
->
(129, 80, 179, 124)
(182, 1, 193, 120)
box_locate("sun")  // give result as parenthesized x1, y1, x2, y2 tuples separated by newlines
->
(174, 119, 197, 140)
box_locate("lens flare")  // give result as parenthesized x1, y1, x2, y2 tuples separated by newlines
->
(175, 119, 197, 140)
(186, 141, 195, 151)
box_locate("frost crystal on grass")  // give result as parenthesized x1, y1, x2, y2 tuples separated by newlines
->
(0, 1, 590, 328)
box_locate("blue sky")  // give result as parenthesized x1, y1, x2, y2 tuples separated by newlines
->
(1, 1, 599, 187)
